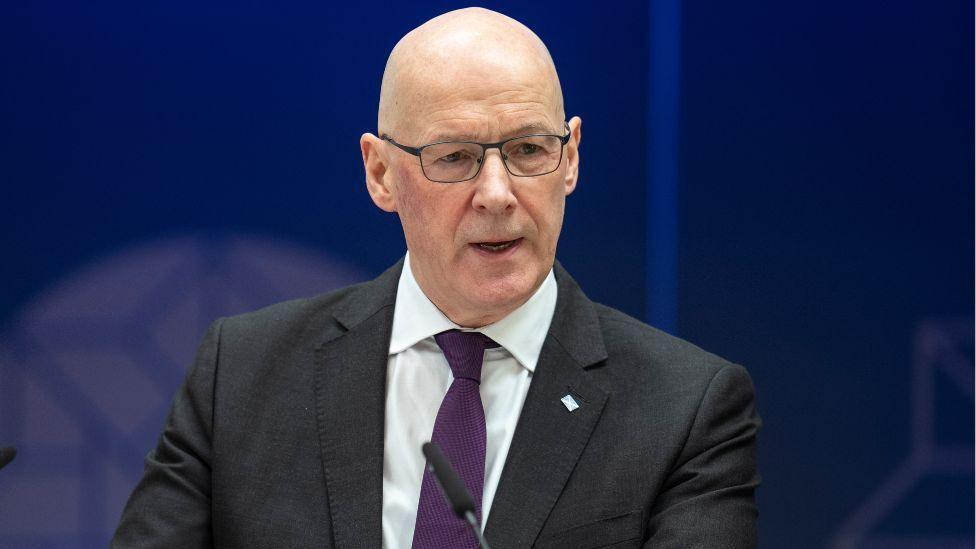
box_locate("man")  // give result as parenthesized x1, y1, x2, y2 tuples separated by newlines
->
(113, 7, 760, 548)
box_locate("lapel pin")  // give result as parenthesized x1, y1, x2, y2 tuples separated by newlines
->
(560, 394, 580, 412)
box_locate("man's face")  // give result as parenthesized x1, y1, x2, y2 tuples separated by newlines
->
(375, 59, 580, 327)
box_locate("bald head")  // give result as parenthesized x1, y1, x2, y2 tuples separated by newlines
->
(378, 7, 565, 138)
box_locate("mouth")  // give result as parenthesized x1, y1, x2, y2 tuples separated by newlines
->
(471, 237, 523, 254)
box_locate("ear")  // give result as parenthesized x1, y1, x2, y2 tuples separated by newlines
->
(563, 116, 582, 196)
(361, 133, 397, 212)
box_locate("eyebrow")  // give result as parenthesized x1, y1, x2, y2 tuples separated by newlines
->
(426, 122, 561, 143)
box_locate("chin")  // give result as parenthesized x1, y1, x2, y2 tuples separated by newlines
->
(462, 267, 539, 315)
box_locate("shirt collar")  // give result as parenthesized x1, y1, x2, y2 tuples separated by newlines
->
(388, 252, 557, 373)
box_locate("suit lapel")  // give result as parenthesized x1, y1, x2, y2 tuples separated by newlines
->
(313, 261, 401, 548)
(311, 259, 607, 547)
(484, 263, 610, 547)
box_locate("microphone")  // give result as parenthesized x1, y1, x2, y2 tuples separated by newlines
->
(421, 442, 491, 549)
(0, 447, 16, 471)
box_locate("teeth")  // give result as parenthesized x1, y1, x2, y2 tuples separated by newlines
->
(478, 240, 514, 251)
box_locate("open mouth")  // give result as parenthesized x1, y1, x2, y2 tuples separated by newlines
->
(473, 238, 522, 253)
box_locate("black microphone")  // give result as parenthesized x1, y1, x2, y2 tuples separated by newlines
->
(421, 442, 491, 549)
(0, 447, 16, 471)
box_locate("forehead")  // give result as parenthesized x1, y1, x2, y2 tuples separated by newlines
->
(397, 52, 562, 142)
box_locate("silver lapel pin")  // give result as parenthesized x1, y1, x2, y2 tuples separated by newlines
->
(560, 393, 580, 412)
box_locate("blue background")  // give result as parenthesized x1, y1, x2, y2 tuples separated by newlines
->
(1, 1, 972, 547)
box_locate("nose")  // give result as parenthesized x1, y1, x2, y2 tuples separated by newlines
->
(471, 150, 517, 214)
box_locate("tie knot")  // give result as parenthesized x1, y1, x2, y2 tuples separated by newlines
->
(434, 330, 498, 382)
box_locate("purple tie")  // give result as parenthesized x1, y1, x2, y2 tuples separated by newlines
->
(412, 330, 498, 549)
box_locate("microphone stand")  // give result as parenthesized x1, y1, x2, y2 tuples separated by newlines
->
(463, 510, 491, 549)
(422, 442, 492, 549)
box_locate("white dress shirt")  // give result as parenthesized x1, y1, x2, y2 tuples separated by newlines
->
(381, 253, 558, 549)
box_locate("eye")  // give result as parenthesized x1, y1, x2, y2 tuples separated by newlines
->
(515, 143, 542, 155)
(437, 149, 475, 163)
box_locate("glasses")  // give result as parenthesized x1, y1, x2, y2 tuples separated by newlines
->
(381, 124, 571, 183)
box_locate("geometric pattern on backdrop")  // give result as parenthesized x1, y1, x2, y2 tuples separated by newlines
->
(0, 233, 367, 547)
(830, 319, 974, 549)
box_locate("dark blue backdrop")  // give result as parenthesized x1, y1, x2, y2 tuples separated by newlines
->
(1, 1, 972, 547)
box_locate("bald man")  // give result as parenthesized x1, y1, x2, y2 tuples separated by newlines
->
(113, 8, 760, 549)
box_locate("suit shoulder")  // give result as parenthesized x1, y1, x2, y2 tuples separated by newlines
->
(215, 281, 368, 344)
(591, 303, 746, 382)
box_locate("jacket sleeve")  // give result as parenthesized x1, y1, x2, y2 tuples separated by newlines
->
(644, 363, 762, 548)
(111, 319, 223, 548)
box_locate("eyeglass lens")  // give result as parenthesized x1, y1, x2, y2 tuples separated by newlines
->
(419, 135, 563, 182)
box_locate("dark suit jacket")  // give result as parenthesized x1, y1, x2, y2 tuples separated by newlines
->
(113, 260, 760, 548)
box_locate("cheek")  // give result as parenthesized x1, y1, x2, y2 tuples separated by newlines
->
(393, 168, 430, 228)
(542, 201, 566, 251)
(393, 168, 461, 259)
(524, 183, 567, 239)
